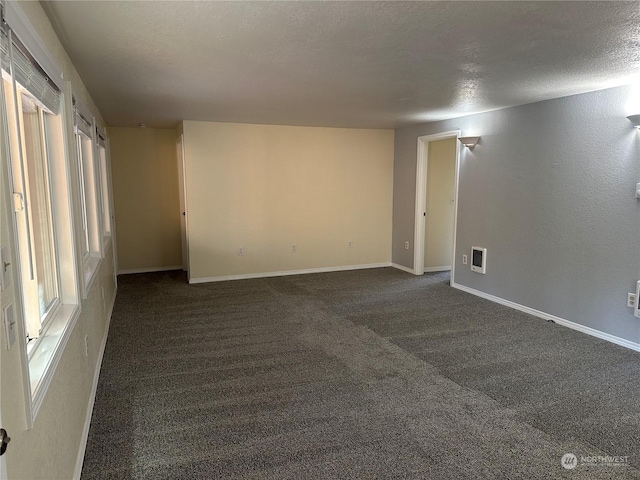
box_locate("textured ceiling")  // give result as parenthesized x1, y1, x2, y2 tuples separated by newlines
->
(41, 1, 640, 129)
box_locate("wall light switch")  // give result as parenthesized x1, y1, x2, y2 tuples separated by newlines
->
(4, 304, 16, 349)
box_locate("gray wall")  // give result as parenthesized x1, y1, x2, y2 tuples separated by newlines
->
(393, 85, 640, 344)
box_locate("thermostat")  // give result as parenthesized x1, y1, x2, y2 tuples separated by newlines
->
(471, 246, 487, 274)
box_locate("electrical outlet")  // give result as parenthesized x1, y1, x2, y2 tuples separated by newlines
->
(237, 247, 244, 256)
(405, 241, 409, 250)
(627, 293, 636, 308)
(462, 254, 468, 265)
(348, 241, 353, 248)
(291, 244, 297, 254)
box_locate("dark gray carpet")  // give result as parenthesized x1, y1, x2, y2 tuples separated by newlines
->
(81, 268, 640, 479)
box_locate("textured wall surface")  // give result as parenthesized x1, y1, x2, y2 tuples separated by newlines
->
(393, 86, 640, 344)
(183, 121, 394, 281)
(109, 127, 182, 272)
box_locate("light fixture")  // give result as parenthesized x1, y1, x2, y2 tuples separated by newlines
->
(458, 136, 480, 148)
(627, 115, 640, 129)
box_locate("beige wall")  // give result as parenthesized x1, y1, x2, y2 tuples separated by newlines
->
(182, 121, 394, 281)
(0, 3, 116, 479)
(109, 127, 182, 272)
(424, 138, 456, 269)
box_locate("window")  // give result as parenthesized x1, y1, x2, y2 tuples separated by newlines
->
(74, 99, 102, 287)
(2, 15, 80, 417)
(2, 45, 66, 351)
(14, 92, 61, 344)
(96, 132, 112, 240)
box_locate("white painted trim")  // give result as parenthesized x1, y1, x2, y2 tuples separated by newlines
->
(413, 131, 461, 280)
(413, 137, 427, 275)
(450, 135, 462, 287)
(118, 265, 184, 275)
(190, 263, 392, 284)
(392, 263, 414, 274)
(73, 286, 116, 480)
(423, 266, 451, 273)
(451, 282, 640, 353)
(176, 134, 189, 276)
(30, 304, 81, 419)
(1, 52, 34, 427)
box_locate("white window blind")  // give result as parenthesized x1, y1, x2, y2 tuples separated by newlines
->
(96, 129, 106, 148)
(0, 14, 60, 114)
(73, 97, 93, 137)
(0, 24, 8, 74)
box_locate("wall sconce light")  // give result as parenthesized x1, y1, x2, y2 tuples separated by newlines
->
(458, 136, 480, 148)
(627, 115, 640, 129)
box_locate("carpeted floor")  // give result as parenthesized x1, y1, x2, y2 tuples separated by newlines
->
(81, 268, 640, 479)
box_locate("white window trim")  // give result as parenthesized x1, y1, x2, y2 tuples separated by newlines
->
(9, 87, 63, 343)
(1, 12, 82, 423)
(4, 87, 82, 418)
(96, 128, 113, 250)
(28, 83, 83, 419)
(73, 96, 103, 295)
(28, 304, 81, 417)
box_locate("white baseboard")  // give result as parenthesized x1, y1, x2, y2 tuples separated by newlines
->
(451, 282, 640, 353)
(117, 265, 183, 275)
(73, 285, 117, 480)
(190, 263, 392, 284)
(392, 263, 415, 274)
(423, 266, 451, 273)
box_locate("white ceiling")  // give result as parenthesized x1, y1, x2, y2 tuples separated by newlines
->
(41, 1, 640, 129)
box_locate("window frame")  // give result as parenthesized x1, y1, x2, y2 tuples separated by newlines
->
(13, 89, 63, 354)
(73, 97, 103, 293)
(1, 21, 81, 422)
(96, 129, 113, 245)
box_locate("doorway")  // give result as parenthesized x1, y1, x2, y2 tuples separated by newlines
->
(413, 131, 461, 283)
(176, 134, 189, 279)
(424, 138, 456, 271)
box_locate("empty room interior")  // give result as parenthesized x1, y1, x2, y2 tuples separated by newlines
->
(1, 1, 640, 479)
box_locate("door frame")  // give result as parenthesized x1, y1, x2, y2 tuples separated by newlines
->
(413, 130, 461, 283)
(176, 134, 189, 280)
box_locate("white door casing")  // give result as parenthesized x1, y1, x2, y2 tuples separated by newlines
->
(176, 135, 189, 277)
(413, 130, 461, 283)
